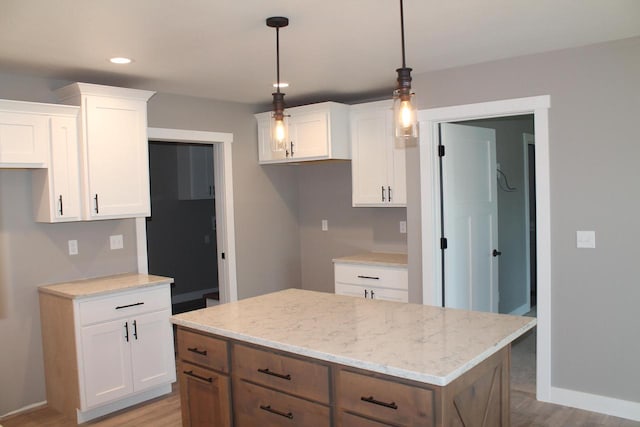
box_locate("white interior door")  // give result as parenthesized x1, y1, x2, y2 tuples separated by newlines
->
(441, 123, 498, 312)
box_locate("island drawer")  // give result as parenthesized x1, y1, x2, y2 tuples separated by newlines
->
(233, 378, 331, 427)
(334, 263, 408, 290)
(232, 344, 330, 404)
(78, 285, 170, 326)
(178, 328, 229, 373)
(336, 369, 434, 427)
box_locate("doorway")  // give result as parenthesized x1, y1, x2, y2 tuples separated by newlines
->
(147, 142, 218, 313)
(439, 116, 536, 315)
(418, 95, 551, 401)
(135, 128, 238, 307)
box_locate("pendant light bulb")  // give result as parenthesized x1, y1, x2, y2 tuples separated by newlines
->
(393, 0, 419, 148)
(267, 16, 290, 153)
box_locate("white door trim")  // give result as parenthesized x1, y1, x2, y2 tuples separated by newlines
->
(138, 127, 238, 303)
(522, 133, 535, 315)
(417, 95, 551, 402)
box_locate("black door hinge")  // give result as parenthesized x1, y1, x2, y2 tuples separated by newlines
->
(440, 237, 448, 250)
(438, 145, 445, 157)
(221, 252, 226, 260)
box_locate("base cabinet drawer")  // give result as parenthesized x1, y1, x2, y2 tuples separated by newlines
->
(233, 344, 329, 403)
(337, 411, 400, 427)
(179, 361, 231, 427)
(178, 328, 229, 373)
(336, 369, 435, 427)
(233, 379, 331, 427)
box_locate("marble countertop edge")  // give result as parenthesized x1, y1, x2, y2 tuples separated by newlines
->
(38, 273, 174, 299)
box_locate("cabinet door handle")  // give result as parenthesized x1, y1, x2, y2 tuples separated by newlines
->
(290, 141, 294, 157)
(388, 186, 392, 202)
(259, 405, 294, 420)
(183, 370, 213, 383)
(364, 289, 368, 298)
(361, 395, 398, 410)
(58, 195, 63, 216)
(371, 290, 375, 299)
(94, 194, 99, 214)
(124, 322, 129, 342)
(187, 347, 208, 356)
(357, 275, 380, 280)
(381, 186, 386, 202)
(132, 320, 138, 340)
(257, 368, 291, 381)
(115, 302, 144, 310)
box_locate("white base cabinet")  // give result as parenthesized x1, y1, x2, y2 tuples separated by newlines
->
(256, 102, 350, 164)
(334, 258, 408, 303)
(39, 280, 176, 423)
(350, 100, 406, 207)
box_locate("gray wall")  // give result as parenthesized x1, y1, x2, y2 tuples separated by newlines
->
(407, 37, 640, 402)
(297, 161, 407, 293)
(459, 116, 535, 314)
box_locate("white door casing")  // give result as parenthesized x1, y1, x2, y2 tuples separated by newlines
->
(418, 95, 551, 402)
(440, 123, 498, 312)
(139, 128, 237, 303)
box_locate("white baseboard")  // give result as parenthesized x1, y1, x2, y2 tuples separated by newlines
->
(0, 401, 46, 420)
(549, 386, 640, 422)
(172, 288, 217, 304)
(509, 303, 530, 316)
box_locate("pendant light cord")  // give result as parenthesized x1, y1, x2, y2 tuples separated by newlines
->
(276, 26, 281, 94)
(400, 0, 406, 68)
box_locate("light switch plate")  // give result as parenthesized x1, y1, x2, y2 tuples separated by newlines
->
(110, 234, 124, 250)
(576, 230, 595, 248)
(321, 219, 328, 232)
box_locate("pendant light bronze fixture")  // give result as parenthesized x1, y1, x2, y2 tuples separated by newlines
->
(267, 16, 289, 152)
(393, 0, 418, 147)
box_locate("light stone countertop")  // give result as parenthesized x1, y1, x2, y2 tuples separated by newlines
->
(38, 273, 174, 299)
(171, 288, 535, 386)
(332, 252, 408, 267)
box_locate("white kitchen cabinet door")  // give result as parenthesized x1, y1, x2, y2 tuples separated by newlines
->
(177, 145, 214, 200)
(256, 102, 350, 164)
(83, 95, 150, 219)
(350, 100, 406, 207)
(368, 287, 408, 303)
(81, 318, 134, 408)
(0, 108, 49, 168)
(33, 115, 82, 222)
(130, 309, 176, 392)
(335, 283, 369, 299)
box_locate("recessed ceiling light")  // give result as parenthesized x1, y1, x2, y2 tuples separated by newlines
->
(273, 82, 289, 88)
(109, 57, 133, 64)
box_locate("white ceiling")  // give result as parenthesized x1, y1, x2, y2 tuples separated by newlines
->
(1, 0, 639, 106)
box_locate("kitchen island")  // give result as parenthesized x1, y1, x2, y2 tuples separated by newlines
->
(171, 288, 536, 426)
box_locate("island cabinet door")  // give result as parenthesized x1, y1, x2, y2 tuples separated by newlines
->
(179, 361, 231, 427)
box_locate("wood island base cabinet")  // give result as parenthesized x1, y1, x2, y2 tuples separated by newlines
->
(176, 326, 511, 427)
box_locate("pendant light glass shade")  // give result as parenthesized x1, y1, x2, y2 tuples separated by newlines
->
(393, 0, 419, 148)
(267, 16, 289, 152)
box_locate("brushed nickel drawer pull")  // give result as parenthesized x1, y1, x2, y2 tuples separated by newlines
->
(115, 302, 144, 310)
(259, 404, 293, 419)
(187, 347, 208, 356)
(361, 395, 398, 410)
(183, 370, 213, 383)
(357, 275, 380, 280)
(257, 368, 291, 381)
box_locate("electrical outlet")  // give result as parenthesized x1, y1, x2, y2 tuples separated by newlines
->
(321, 219, 328, 231)
(576, 230, 595, 248)
(110, 234, 124, 250)
(68, 240, 78, 255)
(400, 221, 407, 234)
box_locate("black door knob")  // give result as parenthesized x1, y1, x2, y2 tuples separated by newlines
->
(493, 249, 502, 257)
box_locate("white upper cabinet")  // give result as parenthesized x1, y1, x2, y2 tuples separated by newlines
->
(32, 113, 82, 222)
(256, 102, 350, 164)
(350, 100, 406, 207)
(177, 144, 214, 200)
(55, 83, 155, 220)
(0, 99, 55, 168)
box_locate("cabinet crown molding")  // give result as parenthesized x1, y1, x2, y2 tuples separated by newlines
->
(54, 82, 156, 103)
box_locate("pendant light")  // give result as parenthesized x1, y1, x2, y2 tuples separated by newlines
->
(393, 0, 418, 147)
(267, 16, 289, 152)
